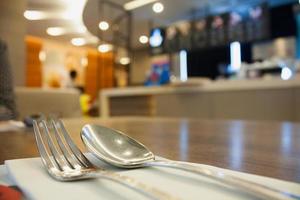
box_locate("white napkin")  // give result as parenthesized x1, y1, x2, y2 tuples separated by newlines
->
(0, 165, 12, 186)
(5, 154, 300, 200)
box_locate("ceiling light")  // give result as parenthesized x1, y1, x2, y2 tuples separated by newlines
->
(124, 0, 158, 11)
(152, 2, 164, 13)
(120, 57, 131, 65)
(98, 21, 110, 31)
(98, 44, 113, 53)
(24, 10, 47, 20)
(71, 38, 86, 46)
(139, 35, 149, 44)
(46, 27, 66, 36)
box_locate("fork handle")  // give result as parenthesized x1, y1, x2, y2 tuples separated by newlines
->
(146, 159, 299, 200)
(90, 170, 179, 200)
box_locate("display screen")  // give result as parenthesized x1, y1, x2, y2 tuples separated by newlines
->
(228, 11, 246, 42)
(208, 13, 228, 46)
(150, 3, 270, 54)
(164, 25, 179, 53)
(245, 4, 270, 42)
(193, 18, 208, 49)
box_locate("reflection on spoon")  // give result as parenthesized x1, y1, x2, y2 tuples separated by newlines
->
(81, 124, 299, 200)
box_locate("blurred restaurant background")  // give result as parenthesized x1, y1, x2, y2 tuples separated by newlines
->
(1, 0, 300, 121)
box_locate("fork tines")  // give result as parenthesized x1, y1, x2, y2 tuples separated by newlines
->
(33, 117, 93, 181)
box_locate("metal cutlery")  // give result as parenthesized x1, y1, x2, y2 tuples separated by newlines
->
(33, 118, 177, 200)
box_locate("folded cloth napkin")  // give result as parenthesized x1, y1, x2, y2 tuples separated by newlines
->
(4, 154, 300, 200)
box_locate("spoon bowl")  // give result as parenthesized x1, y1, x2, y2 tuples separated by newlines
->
(81, 124, 155, 168)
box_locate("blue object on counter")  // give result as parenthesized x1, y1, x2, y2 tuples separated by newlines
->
(145, 63, 170, 86)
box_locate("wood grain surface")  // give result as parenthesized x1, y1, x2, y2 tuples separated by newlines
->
(1, 117, 300, 183)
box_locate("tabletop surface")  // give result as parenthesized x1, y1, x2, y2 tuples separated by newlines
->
(1, 117, 300, 183)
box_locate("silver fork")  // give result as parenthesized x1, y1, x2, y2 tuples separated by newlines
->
(33, 118, 178, 200)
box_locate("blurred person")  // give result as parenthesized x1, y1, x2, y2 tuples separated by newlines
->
(67, 69, 84, 91)
(0, 39, 17, 120)
(68, 69, 78, 88)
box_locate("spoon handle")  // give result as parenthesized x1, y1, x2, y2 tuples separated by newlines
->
(91, 170, 180, 200)
(147, 159, 299, 200)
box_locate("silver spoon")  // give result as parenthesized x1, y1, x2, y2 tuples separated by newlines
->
(81, 124, 299, 200)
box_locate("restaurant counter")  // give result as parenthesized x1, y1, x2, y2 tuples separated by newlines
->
(99, 78, 300, 121)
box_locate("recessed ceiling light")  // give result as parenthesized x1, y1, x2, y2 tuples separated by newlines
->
(139, 35, 149, 44)
(46, 27, 66, 36)
(98, 44, 113, 53)
(120, 57, 131, 65)
(98, 21, 110, 31)
(152, 2, 164, 13)
(71, 38, 86, 46)
(124, 0, 158, 11)
(24, 10, 47, 20)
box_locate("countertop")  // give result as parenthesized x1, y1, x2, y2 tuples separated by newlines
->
(101, 78, 300, 97)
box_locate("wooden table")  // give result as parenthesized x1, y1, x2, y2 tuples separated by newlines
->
(1, 117, 300, 183)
